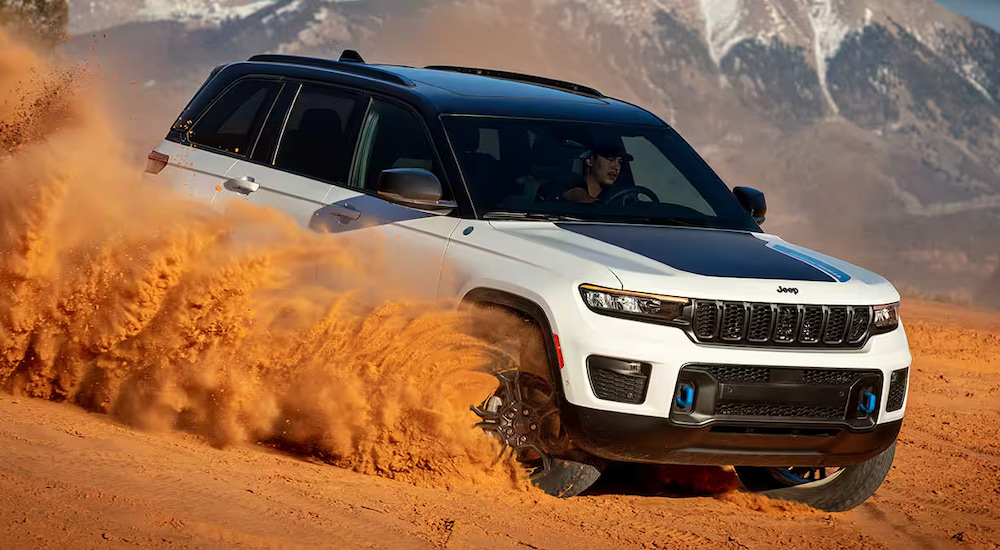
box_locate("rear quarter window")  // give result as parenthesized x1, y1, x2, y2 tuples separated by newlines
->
(187, 79, 282, 157)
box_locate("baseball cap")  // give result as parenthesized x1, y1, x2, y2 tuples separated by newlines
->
(585, 142, 634, 161)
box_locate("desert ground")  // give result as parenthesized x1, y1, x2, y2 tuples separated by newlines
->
(0, 299, 998, 550)
(1, 21, 999, 550)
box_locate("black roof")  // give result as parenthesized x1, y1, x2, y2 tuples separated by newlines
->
(232, 53, 665, 126)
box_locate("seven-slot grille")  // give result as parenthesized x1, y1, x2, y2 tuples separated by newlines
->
(692, 301, 873, 348)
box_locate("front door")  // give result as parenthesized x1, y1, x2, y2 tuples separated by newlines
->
(323, 97, 461, 300)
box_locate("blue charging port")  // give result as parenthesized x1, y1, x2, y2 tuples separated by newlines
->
(859, 392, 877, 414)
(676, 385, 695, 409)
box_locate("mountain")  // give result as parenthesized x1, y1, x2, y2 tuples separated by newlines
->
(68, 0, 273, 34)
(936, 0, 1000, 33)
(59, 0, 1000, 305)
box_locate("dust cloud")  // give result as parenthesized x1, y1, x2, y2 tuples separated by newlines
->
(0, 29, 528, 491)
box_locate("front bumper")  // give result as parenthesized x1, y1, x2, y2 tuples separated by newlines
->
(560, 403, 902, 467)
(549, 294, 911, 466)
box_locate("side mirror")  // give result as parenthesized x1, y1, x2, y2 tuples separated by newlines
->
(733, 186, 767, 225)
(377, 168, 457, 213)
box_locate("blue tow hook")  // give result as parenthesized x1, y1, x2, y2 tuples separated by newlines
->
(676, 385, 695, 409)
(860, 392, 877, 414)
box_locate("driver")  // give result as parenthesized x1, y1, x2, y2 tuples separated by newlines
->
(562, 143, 633, 203)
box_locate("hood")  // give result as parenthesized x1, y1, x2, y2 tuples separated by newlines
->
(488, 221, 899, 305)
(554, 223, 850, 282)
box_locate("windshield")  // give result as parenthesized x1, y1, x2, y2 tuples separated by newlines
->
(442, 115, 760, 231)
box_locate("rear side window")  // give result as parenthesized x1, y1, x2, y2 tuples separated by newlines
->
(272, 84, 365, 183)
(188, 79, 282, 156)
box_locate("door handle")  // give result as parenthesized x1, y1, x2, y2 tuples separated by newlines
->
(328, 203, 361, 221)
(223, 175, 259, 195)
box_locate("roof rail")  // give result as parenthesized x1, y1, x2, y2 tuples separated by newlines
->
(247, 53, 415, 87)
(424, 65, 604, 98)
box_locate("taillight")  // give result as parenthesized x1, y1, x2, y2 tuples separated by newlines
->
(145, 151, 169, 174)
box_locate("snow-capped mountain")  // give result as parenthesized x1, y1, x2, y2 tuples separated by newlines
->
(69, 0, 274, 33)
(62, 0, 1000, 303)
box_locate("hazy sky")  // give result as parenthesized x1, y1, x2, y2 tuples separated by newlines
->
(935, 0, 1000, 31)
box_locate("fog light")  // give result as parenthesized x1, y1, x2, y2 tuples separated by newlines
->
(587, 356, 651, 405)
(887, 367, 908, 412)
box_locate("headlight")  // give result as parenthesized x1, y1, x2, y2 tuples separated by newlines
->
(579, 284, 689, 324)
(872, 302, 900, 332)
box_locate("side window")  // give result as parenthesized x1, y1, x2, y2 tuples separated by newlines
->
(188, 79, 281, 156)
(354, 100, 449, 199)
(272, 84, 365, 183)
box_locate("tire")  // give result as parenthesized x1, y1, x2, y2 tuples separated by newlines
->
(734, 441, 896, 512)
(467, 302, 606, 497)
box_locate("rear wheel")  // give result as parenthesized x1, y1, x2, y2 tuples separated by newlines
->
(734, 442, 896, 512)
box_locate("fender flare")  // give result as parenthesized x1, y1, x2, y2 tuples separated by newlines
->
(459, 288, 564, 395)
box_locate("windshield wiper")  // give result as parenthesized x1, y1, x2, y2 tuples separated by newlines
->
(482, 211, 717, 228)
(482, 211, 585, 221)
(625, 216, 711, 228)
(567, 214, 707, 227)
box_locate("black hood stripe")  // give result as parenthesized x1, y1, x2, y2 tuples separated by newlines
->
(554, 223, 839, 282)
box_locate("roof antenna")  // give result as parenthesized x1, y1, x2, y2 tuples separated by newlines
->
(339, 50, 365, 64)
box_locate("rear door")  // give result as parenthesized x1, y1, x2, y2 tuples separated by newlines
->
(152, 77, 284, 207)
(220, 82, 370, 228)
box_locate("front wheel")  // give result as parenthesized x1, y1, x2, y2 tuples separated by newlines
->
(734, 441, 896, 512)
(472, 369, 605, 498)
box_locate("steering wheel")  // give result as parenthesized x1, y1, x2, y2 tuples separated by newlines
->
(601, 186, 660, 205)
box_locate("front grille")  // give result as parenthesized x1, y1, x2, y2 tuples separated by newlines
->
(704, 366, 866, 386)
(774, 305, 798, 343)
(747, 305, 773, 342)
(848, 307, 870, 343)
(800, 306, 823, 343)
(675, 365, 884, 428)
(721, 303, 746, 341)
(715, 404, 844, 419)
(887, 368, 908, 411)
(694, 302, 719, 339)
(824, 307, 848, 344)
(703, 365, 770, 383)
(691, 300, 876, 348)
(802, 369, 863, 386)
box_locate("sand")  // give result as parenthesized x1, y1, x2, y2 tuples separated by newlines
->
(0, 24, 997, 550)
(0, 300, 998, 549)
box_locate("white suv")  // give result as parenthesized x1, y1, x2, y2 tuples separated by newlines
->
(146, 51, 912, 511)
